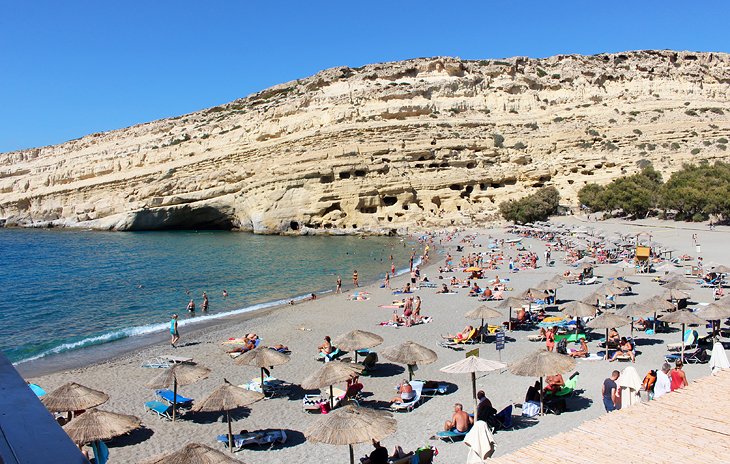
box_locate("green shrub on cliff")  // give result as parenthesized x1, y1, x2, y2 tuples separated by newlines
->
(499, 186, 560, 223)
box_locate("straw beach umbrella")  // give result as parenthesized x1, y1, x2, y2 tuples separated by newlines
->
(643, 295, 676, 332)
(496, 296, 528, 331)
(586, 313, 631, 359)
(508, 349, 576, 415)
(333, 330, 383, 362)
(146, 363, 210, 421)
(41, 382, 109, 420)
(659, 310, 707, 360)
(302, 362, 364, 410)
(63, 408, 141, 462)
(440, 356, 506, 413)
(464, 305, 503, 342)
(381, 341, 437, 380)
(193, 379, 264, 452)
(560, 301, 597, 318)
(616, 303, 653, 336)
(63, 408, 140, 443)
(234, 346, 290, 392)
(661, 278, 693, 291)
(305, 405, 396, 464)
(143, 443, 242, 464)
(696, 302, 730, 343)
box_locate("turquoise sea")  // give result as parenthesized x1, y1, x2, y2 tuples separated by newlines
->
(0, 229, 414, 364)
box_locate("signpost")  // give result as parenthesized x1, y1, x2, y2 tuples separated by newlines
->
(495, 332, 505, 361)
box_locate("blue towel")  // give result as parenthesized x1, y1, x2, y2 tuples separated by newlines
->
(91, 440, 109, 464)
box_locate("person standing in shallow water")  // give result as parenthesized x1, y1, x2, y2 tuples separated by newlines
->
(336, 276, 342, 294)
(353, 270, 359, 287)
(201, 292, 209, 312)
(170, 314, 179, 347)
(186, 299, 195, 312)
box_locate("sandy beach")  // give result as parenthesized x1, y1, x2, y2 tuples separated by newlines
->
(26, 216, 730, 463)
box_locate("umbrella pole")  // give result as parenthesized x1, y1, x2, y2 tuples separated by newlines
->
(540, 377, 544, 416)
(261, 368, 265, 393)
(508, 307, 512, 332)
(604, 328, 609, 360)
(681, 323, 685, 362)
(349, 444, 355, 464)
(172, 378, 177, 422)
(653, 310, 657, 333)
(481, 318, 484, 343)
(472, 372, 478, 417)
(227, 410, 233, 453)
(408, 365, 414, 381)
(330, 385, 334, 410)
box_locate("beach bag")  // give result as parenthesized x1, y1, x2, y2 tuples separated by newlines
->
(522, 400, 540, 417)
(556, 339, 568, 355)
(642, 370, 657, 392)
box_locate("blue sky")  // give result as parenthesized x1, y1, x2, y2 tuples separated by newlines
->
(1, 1, 728, 153)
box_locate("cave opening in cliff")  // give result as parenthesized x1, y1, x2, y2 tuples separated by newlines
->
(128, 205, 237, 231)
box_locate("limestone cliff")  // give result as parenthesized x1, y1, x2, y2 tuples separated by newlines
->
(1, 50, 729, 234)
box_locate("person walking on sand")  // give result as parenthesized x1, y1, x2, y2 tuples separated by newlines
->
(201, 292, 209, 312)
(170, 314, 179, 347)
(353, 270, 359, 287)
(602, 370, 620, 412)
(384, 271, 390, 289)
(336, 275, 342, 294)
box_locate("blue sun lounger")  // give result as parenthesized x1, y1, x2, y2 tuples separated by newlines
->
(156, 389, 194, 408)
(145, 400, 172, 420)
(436, 428, 469, 442)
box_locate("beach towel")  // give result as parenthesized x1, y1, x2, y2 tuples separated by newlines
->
(464, 420, 495, 463)
(710, 342, 729, 375)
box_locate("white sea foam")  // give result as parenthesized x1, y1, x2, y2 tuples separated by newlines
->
(14, 292, 314, 365)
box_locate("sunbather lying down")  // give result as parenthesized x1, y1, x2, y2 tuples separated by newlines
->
(360, 440, 419, 464)
(442, 325, 473, 340)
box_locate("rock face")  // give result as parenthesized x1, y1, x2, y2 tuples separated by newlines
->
(1, 50, 729, 234)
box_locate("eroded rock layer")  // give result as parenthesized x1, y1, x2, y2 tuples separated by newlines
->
(1, 50, 729, 233)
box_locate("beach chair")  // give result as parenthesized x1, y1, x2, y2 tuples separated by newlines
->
(666, 330, 698, 352)
(216, 430, 287, 450)
(439, 328, 477, 349)
(156, 389, 194, 409)
(435, 428, 469, 443)
(665, 347, 709, 364)
(144, 400, 172, 420)
(360, 352, 378, 375)
(302, 387, 346, 413)
(419, 380, 449, 396)
(316, 347, 345, 362)
(553, 373, 579, 398)
(491, 405, 513, 431)
(391, 381, 423, 412)
(142, 355, 194, 368)
(244, 377, 291, 398)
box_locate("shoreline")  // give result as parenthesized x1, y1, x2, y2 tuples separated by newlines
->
(15, 241, 437, 378)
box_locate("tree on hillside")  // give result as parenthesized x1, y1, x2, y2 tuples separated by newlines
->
(499, 186, 560, 223)
(660, 161, 730, 221)
(577, 165, 662, 218)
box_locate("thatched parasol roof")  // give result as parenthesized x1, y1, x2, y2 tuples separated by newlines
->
(662, 289, 690, 301)
(440, 356, 506, 374)
(41, 382, 109, 412)
(560, 301, 597, 318)
(495, 297, 528, 309)
(332, 330, 383, 351)
(143, 443, 243, 464)
(233, 346, 290, 368)
(586, 312, 632, 329)
(616, 303, 653, 318)
(301, 362, 364, 390)
(193, 379, 264, 413)
(659, 310, 707, 325)
(710, 264, 730, 274)
(609, 279, 633, 289)
(304, 405, 396, 446)
(534, 279, 562, 291)
(661, 279, 693, 291)
(695, 302, 730, 321)
(508, 349, 576, 378)
(465, 305, 503, 320)
(518, 288, 549, 300)
(380, 341, 437, 366)
(146, 363, 211, 389)
(581, 291, 611, 306)
(643, 295, 676, 312)
(63, 408, 140, 444)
